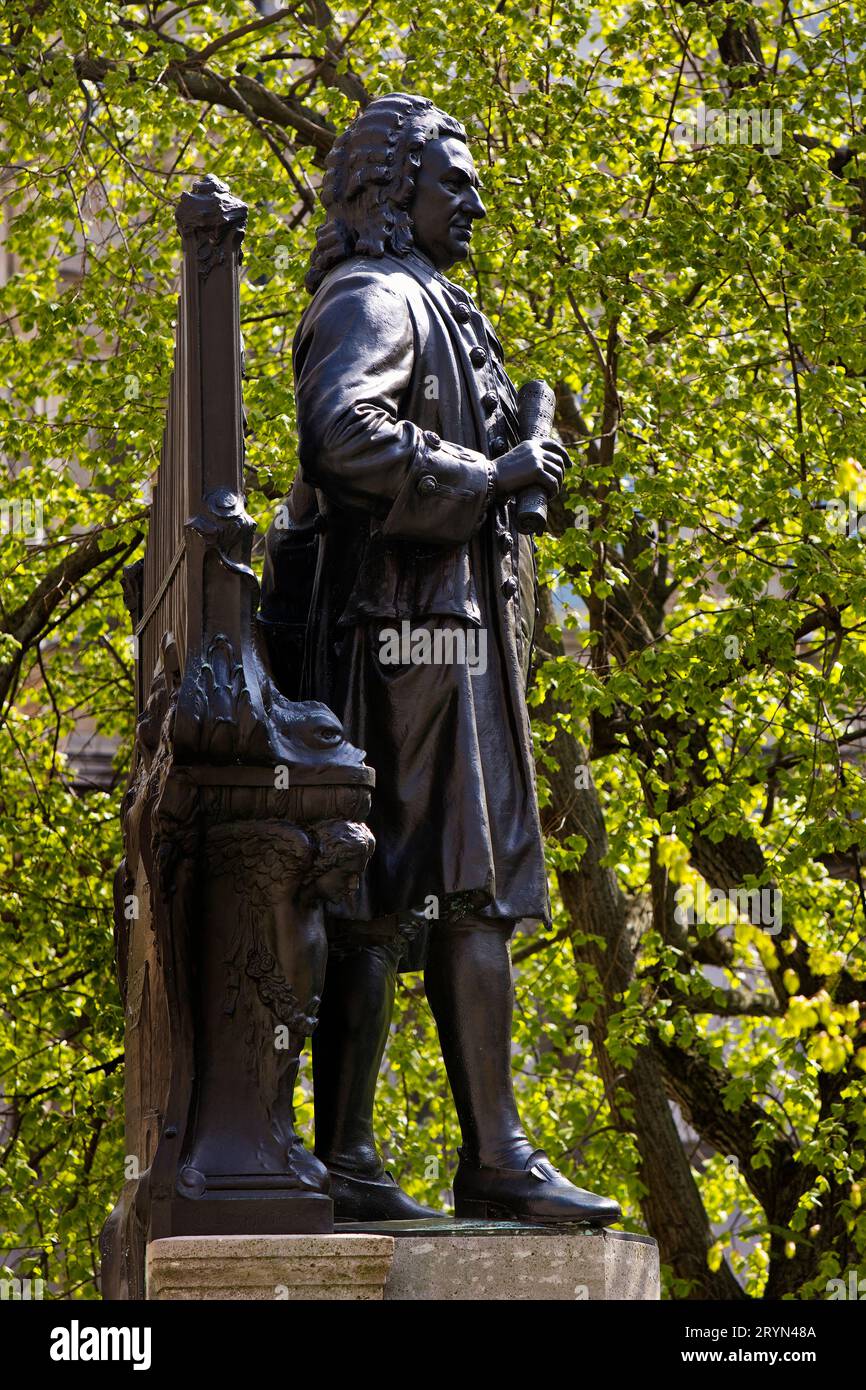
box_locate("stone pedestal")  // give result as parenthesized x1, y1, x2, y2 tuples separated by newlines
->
(146, 1223, 658, 1301)
(146, 1234, 394, 1301)
(345, 1220, 660, 1301)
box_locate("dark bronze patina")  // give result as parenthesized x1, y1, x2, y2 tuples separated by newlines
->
(262, 94, 620, 1228)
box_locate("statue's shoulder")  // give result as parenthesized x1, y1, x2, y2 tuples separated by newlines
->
(309, 254, 428, 315)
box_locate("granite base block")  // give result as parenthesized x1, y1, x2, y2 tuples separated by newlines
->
(145, 1234, 395, 1301)
(145, 1223, 659, 1302)
(341, 1220, 660, 1301)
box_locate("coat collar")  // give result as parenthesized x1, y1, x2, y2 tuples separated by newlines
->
(398, 251, 508, 360)
(399, 249, 473, 314)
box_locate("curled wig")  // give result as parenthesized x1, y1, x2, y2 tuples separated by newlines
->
(305, 92, 466, 293)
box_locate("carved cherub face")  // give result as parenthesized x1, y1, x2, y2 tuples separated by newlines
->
(308, 821, 375, 908)
(313, 857, 366, 908)
(410, 136, 486, 271)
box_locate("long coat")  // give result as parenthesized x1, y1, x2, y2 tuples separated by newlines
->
(262, 249, 551, 960)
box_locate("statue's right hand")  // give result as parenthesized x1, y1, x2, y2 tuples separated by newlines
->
(493, 439, 568, 500)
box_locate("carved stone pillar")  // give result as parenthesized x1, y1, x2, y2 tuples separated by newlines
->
(100, 176, 375, 1300)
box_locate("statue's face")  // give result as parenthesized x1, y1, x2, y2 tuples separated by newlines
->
(409, 136, 486, 270)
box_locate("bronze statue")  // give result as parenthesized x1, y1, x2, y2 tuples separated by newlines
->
(263, 94, 620, 1226)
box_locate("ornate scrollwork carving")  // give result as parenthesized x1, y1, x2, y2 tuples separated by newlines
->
(183, 634, 259, 761)
(175, 174, 247, 279)
(121, 558, 144, 625)
(246, 942, 320, 1035)
(186, 486, 257, 583)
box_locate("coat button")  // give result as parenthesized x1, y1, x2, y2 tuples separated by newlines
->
(502, 576, 519, 599)
(470, 346, 487, 367)
(452, 302, 471, 323)
(424, 430, 441, 449)
(489, 434, 506, 454)
(499, 531, 514, 553)
(482, 390, 498, 412)
(417, 475, 438, 496)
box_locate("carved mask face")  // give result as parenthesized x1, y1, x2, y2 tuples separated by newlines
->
(409, 136, 486, 271)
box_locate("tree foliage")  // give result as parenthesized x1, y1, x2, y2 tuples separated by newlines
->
(2, 0, 866, 1299)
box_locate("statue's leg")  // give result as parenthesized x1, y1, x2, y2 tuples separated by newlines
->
(313, 920, 398, 1176)
(425, 915, 622, 1226)
(424, 916, 529, 1168)
(312, 918, 443, 1221)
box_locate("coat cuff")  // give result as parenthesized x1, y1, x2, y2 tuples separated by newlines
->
(381, 429, 494, 545)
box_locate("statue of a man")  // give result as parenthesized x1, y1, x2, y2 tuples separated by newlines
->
(263, 92, 620, 1226)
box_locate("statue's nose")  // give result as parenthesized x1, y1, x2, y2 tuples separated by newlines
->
(465, 187, 486, 220)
